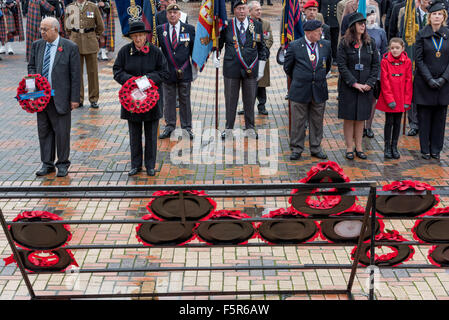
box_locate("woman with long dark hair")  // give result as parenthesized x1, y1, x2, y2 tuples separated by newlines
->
(413, 0, 449, 160)
(337, 12, 380, 160)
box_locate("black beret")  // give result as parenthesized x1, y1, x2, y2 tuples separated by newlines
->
(233, 0, 247, 10)
(303, 19, 322, 31)
(428, 0, 446, 12)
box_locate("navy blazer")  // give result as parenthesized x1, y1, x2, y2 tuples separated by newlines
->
(284, 37, 332, 104)
(219, 17, 268, 79)
(28, 37, 81, 115)
(157, 22, 195, 83)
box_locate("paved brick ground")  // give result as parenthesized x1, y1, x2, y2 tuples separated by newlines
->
(1, 1, 449, 300)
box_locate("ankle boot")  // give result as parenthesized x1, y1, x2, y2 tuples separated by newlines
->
(384, 141, 393, 159)
(391, 140, 400, 159)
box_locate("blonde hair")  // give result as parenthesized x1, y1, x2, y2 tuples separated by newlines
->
(427, 9, 448, 26)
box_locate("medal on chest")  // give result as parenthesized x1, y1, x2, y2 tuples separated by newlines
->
(432, 36, 443, 58)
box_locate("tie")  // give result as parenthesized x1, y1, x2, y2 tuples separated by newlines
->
(42, 43, 53, 80)
(240, 22, 246, 45)
(310, 43, 317, 69)
(172, 27, 177, 49)
(423, 13, 427, 26)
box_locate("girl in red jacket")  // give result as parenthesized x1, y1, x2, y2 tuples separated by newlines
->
(376, 38, 413, 159)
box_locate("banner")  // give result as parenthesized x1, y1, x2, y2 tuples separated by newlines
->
(115, 0, 157, 44)
(357, 0, 367, 17)
(402, 0, 419, 61)
(281, 0, 303, 46)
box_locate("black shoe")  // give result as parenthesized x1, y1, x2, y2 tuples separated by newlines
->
(363, 128, 367, 137)
(365, 128, 374, 138)
(56, 167, 68, 177)
(384, 142, 393, 159)
(345, 151, 354, 160)
(186, 129, 194, 140)
(285, 94, 289, 100)
(354, 149, 367, 159)
(147, 168, 156, 176)
(159, 128, 173, 139)
(311, 151, 328, 159)
(267, 2, 273, 4)
(391, 141, 400, 159)
(238, 110, 244, 115)
(431, 153, 440, 160)
(35, 167, 56, 176)
(90, 102, 99, 109)
(258, 108, 268, 115)
(128, 167, 142, 176)
(407, 128, 418, 136)
(78, 102, 84, 108)
(290, 152, 301, 160)
(422, 153, 431, 160)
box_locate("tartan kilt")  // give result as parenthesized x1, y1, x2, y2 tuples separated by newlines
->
(0, 16, 6, 43)
(101, 8, 115, 52)
(0, 3, 25, 42)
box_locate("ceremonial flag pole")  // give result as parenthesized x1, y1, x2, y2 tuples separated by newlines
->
(214, 13, 219, 130)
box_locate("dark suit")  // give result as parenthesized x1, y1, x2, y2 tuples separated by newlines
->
(28, 37, 81, 171)
(318, 0, 339, 59)
(157, 22, 195, 131)
(284, 37, 332, 154)
(218, 17, 268, 130)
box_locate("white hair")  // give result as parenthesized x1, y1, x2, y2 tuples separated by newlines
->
(248, 0, 260, 10)
(41, 17, 60, 32)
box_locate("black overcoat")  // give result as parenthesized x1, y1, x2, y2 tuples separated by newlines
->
(113, 42, 169, 122)
(337, 38, 380, 121)
(413, 25, 449, 106)
(284, 37, 332, 104)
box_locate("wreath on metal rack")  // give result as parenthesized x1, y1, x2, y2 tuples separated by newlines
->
(118, 76, 160, 113)
(16, 74, 52, 113)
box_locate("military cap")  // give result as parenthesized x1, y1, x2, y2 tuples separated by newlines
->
(303, 19, 322, 31)
(166, 3, 181, 11)
(428, 0, 446, 13)
(233, 0, 247, 10)
(303, 0, 319, 10)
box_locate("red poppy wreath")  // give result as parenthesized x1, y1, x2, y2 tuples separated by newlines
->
(118, 76, 160, 113)
(16, 74, 52, 113)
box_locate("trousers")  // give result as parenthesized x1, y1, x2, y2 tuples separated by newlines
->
(128, 119, 159, 170)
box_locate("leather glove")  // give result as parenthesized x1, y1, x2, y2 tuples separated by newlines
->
(435, 77, 446, 87)
(257, 60, 266, 81)
(388, 102, 396, 109)
(428, 78, 440, 89)
(213, 52, 220, 69)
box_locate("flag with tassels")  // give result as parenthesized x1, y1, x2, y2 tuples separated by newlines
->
(402, 0, 419, 61)
(280, 0, 303, 47)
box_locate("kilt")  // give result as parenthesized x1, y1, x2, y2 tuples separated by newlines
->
(0, 3, 25, 43)
(101, 2, 115, 52)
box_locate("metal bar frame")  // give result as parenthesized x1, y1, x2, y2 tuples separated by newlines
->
(3, 181, 436, 301)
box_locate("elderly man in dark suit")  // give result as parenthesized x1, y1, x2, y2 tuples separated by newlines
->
(218, 0, 268, 139)
(28, 16, 81, 177)
(284, 20, 332, 160)
(157, 3, 195, 140)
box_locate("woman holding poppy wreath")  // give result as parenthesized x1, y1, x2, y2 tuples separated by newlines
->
(113, 20, 169, 176)
(337, 12, 380, 160)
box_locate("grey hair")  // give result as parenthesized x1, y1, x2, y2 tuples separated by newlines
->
(248, 0, 260, 10)
(41, 16, 60, 32)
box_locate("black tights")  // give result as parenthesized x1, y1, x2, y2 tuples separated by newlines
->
(384, 113, 402, 142)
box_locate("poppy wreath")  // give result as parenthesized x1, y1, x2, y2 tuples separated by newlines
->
(195, 210, 257, 245)
(288, 161, 357, 216)
(351, 230, 415, 267)
(16, 74, 52, 113)
(377, 180, 439, 217)
(3, 249, 78, 273)
(135, 213, 197, 247)
(427, 245, 449, 267)
(411, 207, 449, 244)
(118, 76, 159, 113)
(257, 208, 320, 245)
(146, 190, 217, 221)
(319, 205, 385, 243)
(8, 211, 72, 251)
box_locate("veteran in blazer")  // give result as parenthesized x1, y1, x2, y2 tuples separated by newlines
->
(218, 0, 268, 139)
(65, 0, 104, 109)
(284, 20, 332, 160)
(157, 3, 196, 140)
(28, 17, 81, 177)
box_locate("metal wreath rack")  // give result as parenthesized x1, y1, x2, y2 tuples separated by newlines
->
(0, 182, 389, 300)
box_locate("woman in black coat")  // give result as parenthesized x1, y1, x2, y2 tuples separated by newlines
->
(113, 21, 169, 176)
(413, 0, 449, 160)
(337, 12, 380, 160)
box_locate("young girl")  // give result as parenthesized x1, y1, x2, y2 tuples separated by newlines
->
(375, 38, 413, 159)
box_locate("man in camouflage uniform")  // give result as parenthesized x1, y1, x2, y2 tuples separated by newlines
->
(65, 0, 104, 108)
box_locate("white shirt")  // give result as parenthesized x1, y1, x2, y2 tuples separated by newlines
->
(170, 21, 180, 43)
(44, 36, 60, 87)
(418, 6, 427, 24)
(305, 35, 319, 62)
(235, 17, 249, 32)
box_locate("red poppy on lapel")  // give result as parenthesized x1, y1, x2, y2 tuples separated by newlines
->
(58, 46, 63, 52)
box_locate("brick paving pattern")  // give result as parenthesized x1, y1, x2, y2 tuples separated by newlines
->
(0, 1, 449, 300)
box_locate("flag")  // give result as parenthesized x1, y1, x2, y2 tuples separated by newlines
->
(114, 0, 157, 44)
(357, 0, 367, 17)
(280, 0, 303, 47)
(402, 0, 419, 61)
(192, 0, 227, 71)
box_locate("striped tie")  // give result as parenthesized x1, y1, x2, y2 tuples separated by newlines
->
(310, 43, 317, 69)
(172, 27, 177, 49)
(42, 43, 53, 81)
(240, 22, 246, 45)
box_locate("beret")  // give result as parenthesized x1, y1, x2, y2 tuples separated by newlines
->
(233, 0, 247, 10)
(303, 19, 322, 31)
(303, 0, 319, 9)
(166, 3, 181, 11)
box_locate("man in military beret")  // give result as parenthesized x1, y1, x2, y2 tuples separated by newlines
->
(284, 20, 332, 160)
(156, 0, 188, 26)
(218, 0, 268, 139)
(303, 0, 331, 40)
(157, 3, 196, 140)
(65, 0, 104, 109)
